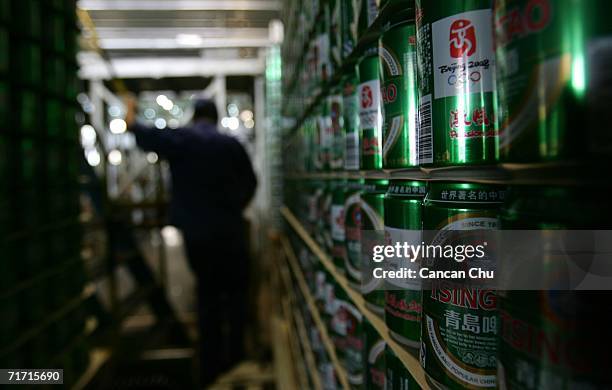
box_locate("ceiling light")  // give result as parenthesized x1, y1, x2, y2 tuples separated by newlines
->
(108, 150, 122, 166)
(109, 118, 127, 134)
(155, 118, 167, 129)
(240, 110, 254, 122)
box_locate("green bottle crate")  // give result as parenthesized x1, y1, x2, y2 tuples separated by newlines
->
(18, 90, 41, 134)
(64, 105, 79, 141)
(46, 0, 64, 14)
(18, 189, 43, 231)
(18, 136, 42, 186)
(45, 98, 62, 137)
(0, 131, 8, 185)
(65, 65, 79, 100)
(44, 13, 65, 53)
(46, 139, 63, 180)
(64, 31, 77, 61)
(0, 79, 9, 129)
(12, 0, 41, 40)
(66, 144, 80, 178)
(0, 0, 9, 24)
(0, 27, 8, 74)
(15, 42, 41, 87)
(45, 56, 65, 95)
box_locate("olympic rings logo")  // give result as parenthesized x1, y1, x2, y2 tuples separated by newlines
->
(448, 71, 481, 88)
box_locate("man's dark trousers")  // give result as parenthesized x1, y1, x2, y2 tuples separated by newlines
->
(183, 226, 249, 386)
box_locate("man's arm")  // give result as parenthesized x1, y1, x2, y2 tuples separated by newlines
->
(125, 95, 182, 158)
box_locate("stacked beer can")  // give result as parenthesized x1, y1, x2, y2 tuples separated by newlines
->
(282, 0, 612, 388)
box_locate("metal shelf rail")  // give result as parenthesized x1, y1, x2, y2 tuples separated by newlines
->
(280, 234, 351, 390)
(281, 206, 430, 389)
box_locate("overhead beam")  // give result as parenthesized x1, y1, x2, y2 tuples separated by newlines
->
(98, 37, 271, 50)
(78, 0, 281, 11)
(94, 27, 270, 39)
(78, 54, 266, 79)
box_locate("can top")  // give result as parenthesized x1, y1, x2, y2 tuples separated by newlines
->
(425, 182, 506, 205)
(359, 40, 379, 60)
(363, 178, 389, 193)
(387, 180, 427, 197)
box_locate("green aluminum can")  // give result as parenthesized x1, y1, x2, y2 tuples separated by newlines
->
(361, 178, 388, 316)
(385, 345, 420, 389)
(384, 180, 426, 349)
(421, 182, 504, 389)
(316, 101, 332, 172)
(494, 0, 612, 161)
(415, 0, 499, 166)
(321, 180, 334, 254)
(333, 284, 365, 387)
(498, 186, 612, 389)
(343, 70, 361, 171)
(344, 179, 364, 287)
(341, 0, 358, 59)
(330, 0, 342, 71)
(358, 43, 384, 170)
(329, 86, 345, 171)
(364, 318, 386, 389)
(331, 179, 347, 272)
(380, 10, 420, 168)
(358, 0, 381, 39)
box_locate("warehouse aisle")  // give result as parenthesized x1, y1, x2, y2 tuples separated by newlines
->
(3, 0, 612, 389)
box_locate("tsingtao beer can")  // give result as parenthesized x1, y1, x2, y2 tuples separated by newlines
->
(341, 0, 359, 60)
(344, 179, 364, 288)
(316, 101, 333, 172)
(318, 180, 333, 254)
(421, 182, 504, 389)
(329, 86, 345, 171)
(415, 0, 499, 166)
(331, 179, 347, 272)
(364, 318, 386, 389)
(380, 6, 420, 168)
(385, 345, 420, 389)
(384, 180, 426, 349)
(361, 178, 388, 317)
(358, 43, 384, 171)
(494, 0, 612, 161)
(333, 284, 365, 387)
(343, 70, 361, 171)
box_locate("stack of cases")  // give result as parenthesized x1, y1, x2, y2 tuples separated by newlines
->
(0, 0, 89, 384)
(281, 0, 612, 389)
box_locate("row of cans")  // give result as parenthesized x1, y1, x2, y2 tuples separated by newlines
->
(287, 179, 611, 389)
(284, 0, 612, 169)
(282, 0, 385, 116)
(292, 233, 420, 389)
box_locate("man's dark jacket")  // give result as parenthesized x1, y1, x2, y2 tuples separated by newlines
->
(131, 121, 257, 236)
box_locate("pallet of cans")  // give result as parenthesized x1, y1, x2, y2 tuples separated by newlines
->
(281, 0, 612, 388)
(0, 0, 92, 384)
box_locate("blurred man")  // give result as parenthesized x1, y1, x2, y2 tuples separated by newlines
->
(125, 97, 257, 387)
